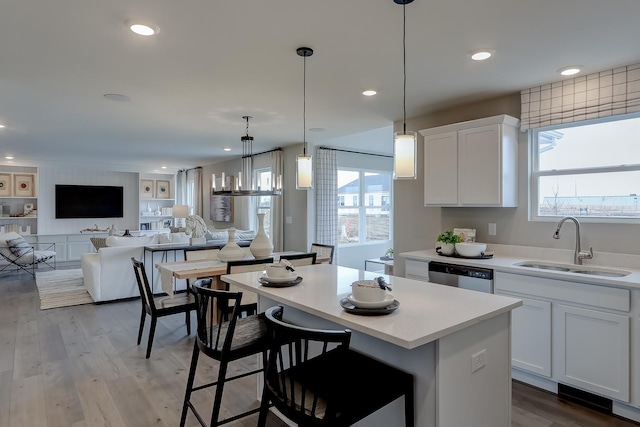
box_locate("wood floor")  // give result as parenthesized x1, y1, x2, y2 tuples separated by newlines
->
(1, 267, 638, 427)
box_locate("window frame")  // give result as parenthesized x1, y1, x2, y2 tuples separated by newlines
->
(529, 113, 640, 224)
(337, 167, 393, 247)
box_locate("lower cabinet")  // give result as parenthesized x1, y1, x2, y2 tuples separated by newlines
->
(506, 295, 552, 377)
(495, 271, 631, 403)
(556, 304, 630, 402)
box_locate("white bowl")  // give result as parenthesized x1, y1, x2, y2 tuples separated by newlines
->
(351, 280, 386, 303)
(265, 263, 296, 279)
(455, 242, 487, 257)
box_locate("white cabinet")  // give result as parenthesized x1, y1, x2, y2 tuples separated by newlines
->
(497, 294, 552, 377)
(495, 271, 631, 402)
(556, 304, 629, 402)
(420, 115, 519, 207)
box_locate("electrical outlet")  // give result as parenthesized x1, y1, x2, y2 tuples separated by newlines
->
(488, 223, 496, 236)
(471, 349, 487, 373)
(285, 216, 292, 224)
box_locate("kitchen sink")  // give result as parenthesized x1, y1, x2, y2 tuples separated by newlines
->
(515, 262, 572, 272)
(514, 261, 631, 277)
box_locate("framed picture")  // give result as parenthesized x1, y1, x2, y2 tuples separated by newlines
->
(0, 173, 11, 197)
(140, 222, 150, 230)
(156, 180, 171, 199)
(210, 195, 234, 222)
(13, 173, 35, 197)
(140, 179, 154, 198)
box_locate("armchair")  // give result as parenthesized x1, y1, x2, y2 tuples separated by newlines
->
(0, 232, 56, 277)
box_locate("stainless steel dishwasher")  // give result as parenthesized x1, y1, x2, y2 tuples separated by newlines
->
(427, 261, 494, 293)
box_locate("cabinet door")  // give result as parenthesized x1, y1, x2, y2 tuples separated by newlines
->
(458, 124, 501, 205)
(423, 131, 458, 205)
(556, 304, 630, 402)
(506, 295, 552, 377)
(405, 259, 429, 282)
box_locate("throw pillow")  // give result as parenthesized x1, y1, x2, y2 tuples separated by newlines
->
(6, 237, 32, 257)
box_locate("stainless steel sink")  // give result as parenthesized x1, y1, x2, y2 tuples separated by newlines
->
(515, 261, 631, 277)
(569, 269, 630, 277)
(515, 262, 572, 272)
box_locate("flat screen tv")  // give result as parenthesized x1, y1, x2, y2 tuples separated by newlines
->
(55, 185, 124, 219)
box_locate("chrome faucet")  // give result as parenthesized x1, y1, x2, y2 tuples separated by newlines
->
(553, 216, 593, 265)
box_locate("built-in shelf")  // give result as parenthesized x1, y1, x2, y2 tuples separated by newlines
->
(140, 215, 172, 219)
(0, 216, 37, 220)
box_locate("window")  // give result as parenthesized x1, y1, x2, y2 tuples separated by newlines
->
(338, 169, 392, 245)
(531, 114, 640, 221)
(255, 168, 273, 237)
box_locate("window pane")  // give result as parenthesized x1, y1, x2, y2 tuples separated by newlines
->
(538, 117, 640, 171)
(363, 172, 391, 207)
(538, 171, 640, 218)
(338, 208, 359, 244)
(256, 170, 273, 191)
(338, 170, 360, 207)
(365, 208, 390, 241)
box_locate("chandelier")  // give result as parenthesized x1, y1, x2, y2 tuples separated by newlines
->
(211, 116, 282, 196)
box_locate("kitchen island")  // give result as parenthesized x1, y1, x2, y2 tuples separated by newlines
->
(221, 264, 522, 427)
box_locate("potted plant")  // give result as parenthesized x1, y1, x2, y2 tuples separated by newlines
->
(436, 230, 461, 256)
(384, 248, 394, 260)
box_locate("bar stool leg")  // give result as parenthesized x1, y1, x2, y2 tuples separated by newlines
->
(210, 360, 229, 426)
(180, 343, 201, 427)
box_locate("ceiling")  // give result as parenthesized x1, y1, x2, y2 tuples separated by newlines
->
(1, 0, 639, 173)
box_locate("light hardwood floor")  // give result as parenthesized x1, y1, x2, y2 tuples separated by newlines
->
(1, 267, 638, 427)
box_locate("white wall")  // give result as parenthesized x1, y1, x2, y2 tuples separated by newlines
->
(38, 167, 139, 234)
(393, 92, 640, 276)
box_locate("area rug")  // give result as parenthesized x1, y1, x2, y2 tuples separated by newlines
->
(35, 268, 94, 310)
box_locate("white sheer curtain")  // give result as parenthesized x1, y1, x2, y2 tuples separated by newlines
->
(271, 150, 284, 252)
(315, 148, 338, 261)
(521, 62, 640, 131)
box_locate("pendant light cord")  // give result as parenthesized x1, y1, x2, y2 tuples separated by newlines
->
(402, 2, 407, 134)
(303, 54, 307, 156)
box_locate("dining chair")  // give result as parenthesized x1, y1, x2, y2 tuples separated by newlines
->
(258, 306, 414, 427)
(180, 279, 273, 427)
(131, 257, 197, 359)
(225, 258, 273, 317)
(279, 252, 317, 266)
(310, 243, 335, 264)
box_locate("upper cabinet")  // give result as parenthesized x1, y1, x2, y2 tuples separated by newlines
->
(420, 115, 519, 207)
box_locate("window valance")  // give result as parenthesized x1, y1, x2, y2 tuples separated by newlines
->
(520, 62, 640, 131)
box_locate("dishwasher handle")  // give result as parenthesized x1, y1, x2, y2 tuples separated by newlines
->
(428, 261, 493, 280)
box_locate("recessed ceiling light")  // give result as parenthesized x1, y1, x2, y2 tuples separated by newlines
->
(470, 50, 493, 61)
(126, 21, 159, 36)
(362, 90, 377, 97)
(223, 148, 232, 152)
(0, 124, 5, 128)
(5, 156, 14, 160)
(103, 93, 131, 102)
(161, 166, 167, 169)
(559, 66, 582, 76)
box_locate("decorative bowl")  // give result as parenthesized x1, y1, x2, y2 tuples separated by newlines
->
(351, 280, 386, 303)
(265, 263, 296, 279)
(455, 242, 487, 257)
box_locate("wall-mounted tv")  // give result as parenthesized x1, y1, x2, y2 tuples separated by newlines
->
(55, 185, 124, 219)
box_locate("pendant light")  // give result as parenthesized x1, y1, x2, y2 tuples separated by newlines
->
(296, 47, 314, 190)
(393, 0, 417, 180)
(211, 116, 282, 196)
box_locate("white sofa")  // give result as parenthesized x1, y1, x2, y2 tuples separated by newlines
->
(81, 233, 191, 302)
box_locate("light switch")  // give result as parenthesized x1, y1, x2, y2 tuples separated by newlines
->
(286, 216, 292, 224)
(488, 223, 496, 236)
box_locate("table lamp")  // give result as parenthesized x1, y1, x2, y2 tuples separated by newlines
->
(172, 205, 189, 228)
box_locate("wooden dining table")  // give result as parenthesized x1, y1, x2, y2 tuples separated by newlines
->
(156, 252, 330, 295)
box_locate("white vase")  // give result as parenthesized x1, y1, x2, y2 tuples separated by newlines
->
(218, 229, 247, 261)
(250, 213, 273, 259)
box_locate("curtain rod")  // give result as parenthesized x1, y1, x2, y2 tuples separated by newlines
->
(318, 146, 393, 159)
(178, 166, 203, 172)
(241, 147, 282, 159)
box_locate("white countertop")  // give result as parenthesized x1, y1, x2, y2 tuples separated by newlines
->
(400, 246, 640, 289)
(221, 264, 521, 350)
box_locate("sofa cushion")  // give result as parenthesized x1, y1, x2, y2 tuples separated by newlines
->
(157, 232, 191, 244)
(105, 235, 158, 247)
(6, 236, 32, 257)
